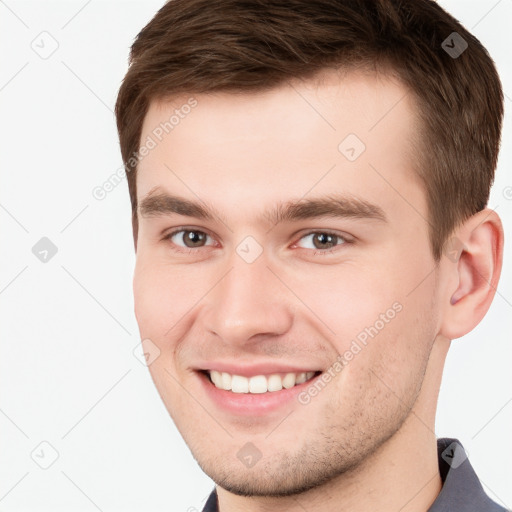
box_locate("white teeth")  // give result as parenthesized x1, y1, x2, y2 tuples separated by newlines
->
(282, 373, 296, 389)
(249, 375, 267, 394)
(210, 370, 222, 387)
(231, 375, 249, 393)
(295, 372, 307, 384)
(267, 374, 283, 392)
(221, 372, 231, 390)
(207, 370, 317, 393)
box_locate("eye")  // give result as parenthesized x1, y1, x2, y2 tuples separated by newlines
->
(165, 229, 215, 250)
(295, 231, 350, 253)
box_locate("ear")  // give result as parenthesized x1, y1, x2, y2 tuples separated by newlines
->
(439, 208, 504, 340)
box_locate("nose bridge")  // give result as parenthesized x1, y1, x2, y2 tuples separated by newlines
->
(203, 250, 293, 343)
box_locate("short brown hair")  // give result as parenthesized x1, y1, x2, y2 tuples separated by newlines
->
(115, 0, 503, 260)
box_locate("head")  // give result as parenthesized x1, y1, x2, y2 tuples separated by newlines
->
(115, 0, 504, 499)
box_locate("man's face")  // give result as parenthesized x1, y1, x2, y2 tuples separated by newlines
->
(134, 71, 444, 496)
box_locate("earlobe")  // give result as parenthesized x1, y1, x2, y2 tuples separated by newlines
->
(440, 208, 503, 340)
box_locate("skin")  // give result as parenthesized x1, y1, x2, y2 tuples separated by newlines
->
(133, 69, 503, 512)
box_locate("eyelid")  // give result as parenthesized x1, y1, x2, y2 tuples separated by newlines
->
(292, 230, 354, 252)
(163, 227, 217, 249)
(162, 227, 355, 254)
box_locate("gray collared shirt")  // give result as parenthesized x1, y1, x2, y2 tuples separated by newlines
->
(201, 438, 508, 511)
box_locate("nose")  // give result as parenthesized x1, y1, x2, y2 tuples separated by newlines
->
(201, 252, 294, 346)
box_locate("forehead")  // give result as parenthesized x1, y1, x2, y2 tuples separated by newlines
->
(136, 70, 425, 226)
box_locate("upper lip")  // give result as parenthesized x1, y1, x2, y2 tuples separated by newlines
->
(196, 361, 323, 378)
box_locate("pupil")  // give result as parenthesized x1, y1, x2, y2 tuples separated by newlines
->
(314, 233, 335, 249)
(185, 231, 205, 247)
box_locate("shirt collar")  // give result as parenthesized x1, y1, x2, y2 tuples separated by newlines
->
(427, 437, 506, 511)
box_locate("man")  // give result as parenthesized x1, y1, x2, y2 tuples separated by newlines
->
(115, 1, 507, 510)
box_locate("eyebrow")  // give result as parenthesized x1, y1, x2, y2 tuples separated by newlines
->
(138, 189, 387, 225)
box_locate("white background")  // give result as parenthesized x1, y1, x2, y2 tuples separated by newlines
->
(0, 1, 511, 510)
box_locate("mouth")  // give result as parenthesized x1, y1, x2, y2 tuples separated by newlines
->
(200, 369, 322, 394)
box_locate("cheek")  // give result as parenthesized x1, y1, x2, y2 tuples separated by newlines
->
(294, 256, 435, 381)
(340, 286, 437, 411)
(133, 255, 215, 345)
(133, 260, 199, 413)
(133, 257, 182, 337)
(284, 260, 404, 345)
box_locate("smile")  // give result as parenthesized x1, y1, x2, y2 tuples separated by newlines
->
(206, 370, 321, 394)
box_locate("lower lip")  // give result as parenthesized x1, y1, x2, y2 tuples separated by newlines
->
(196, 371, 321, 416)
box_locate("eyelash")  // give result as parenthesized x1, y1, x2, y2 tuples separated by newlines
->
(296, 231, 353, 255)
(162, 228, 353, 256)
